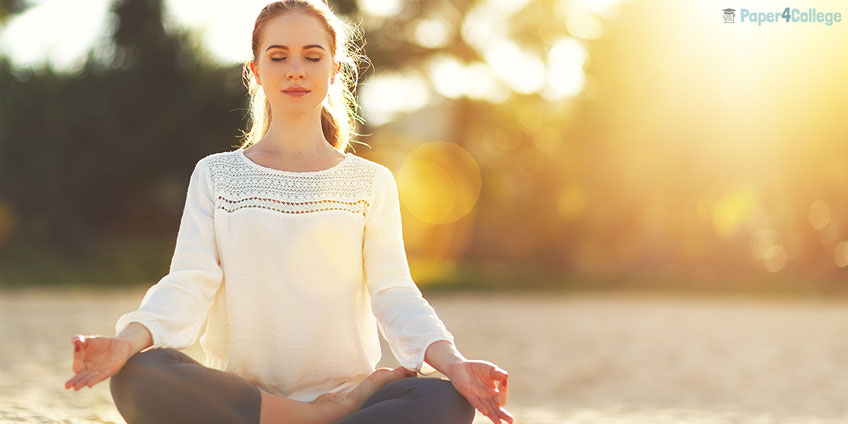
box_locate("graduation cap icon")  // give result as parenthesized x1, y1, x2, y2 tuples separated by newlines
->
(722, 8, 736, 23)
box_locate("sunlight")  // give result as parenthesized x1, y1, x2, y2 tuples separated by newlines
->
(163, 0, 270, 64)
(544, 37, 587, 99)
(557, 185, 586, 221)
(396, 141, 481, 225)
(566, 11, 605, 39)
(485, 39, 547, 94)
(460, 0, 550, 96)
(834, 242, 848, 268)
(0, 0, 112, 72)
(413, 17, 452, 49)
(817, 222, 839, 248)
(428, 56, 510, 103)
(808, 200, 831, 230)
(358, 71, 431, 126)
(532, 126, 564, 154)
(565, 0, 630, 17)
(460, 3, 501, 53)
(465, 63, 511, 103)
(711, 189, 755, 238)
(428, 55, 467, 99)
(751, 229, 789, 272)
(356, 0, 402, 18)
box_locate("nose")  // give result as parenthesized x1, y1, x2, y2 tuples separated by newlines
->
(286, 60, 306, 80)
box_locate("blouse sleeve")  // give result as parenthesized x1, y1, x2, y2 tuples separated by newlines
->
(114, 157, 224, 350)
(363, 165, 455, 374)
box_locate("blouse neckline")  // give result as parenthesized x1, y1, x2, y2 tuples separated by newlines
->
(236, 149, 352, 176)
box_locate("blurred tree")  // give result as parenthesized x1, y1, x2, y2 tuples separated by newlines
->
(0, 0, 27, 26)
(0, 0, 245, 282)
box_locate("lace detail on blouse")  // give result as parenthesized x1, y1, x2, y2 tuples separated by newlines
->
(205, 151, 376, 217)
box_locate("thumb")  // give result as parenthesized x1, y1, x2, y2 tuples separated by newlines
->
(495, 374, 508, 405)
(490, 366, 508, 382)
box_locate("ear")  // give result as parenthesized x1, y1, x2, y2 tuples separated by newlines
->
(331, 61, 341, 84)
(250, 61, 262, 85)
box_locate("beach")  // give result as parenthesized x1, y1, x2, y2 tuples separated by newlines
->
(1, 288, 846, 423)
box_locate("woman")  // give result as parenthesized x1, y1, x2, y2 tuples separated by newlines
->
(64, 1, 512, 423)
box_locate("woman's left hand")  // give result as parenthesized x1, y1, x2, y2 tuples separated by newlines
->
(447, 359, 512, 424)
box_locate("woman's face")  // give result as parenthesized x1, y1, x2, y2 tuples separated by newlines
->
(250, 12, 339, 117)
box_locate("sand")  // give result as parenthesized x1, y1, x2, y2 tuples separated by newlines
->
(1, 288, 847, 423)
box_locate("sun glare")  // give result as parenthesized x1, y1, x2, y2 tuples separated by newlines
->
(396, 141, 482, 226)
(0, 0, 112, 72)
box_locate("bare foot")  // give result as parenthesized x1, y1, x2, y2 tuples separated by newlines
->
(312, 367, 415, 417)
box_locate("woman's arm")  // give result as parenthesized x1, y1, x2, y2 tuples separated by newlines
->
(362, 165, 512, 423)
(67, 158, 222, 391)
(363, 165, 454, 373)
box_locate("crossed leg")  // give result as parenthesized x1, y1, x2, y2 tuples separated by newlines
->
(110, 349, 473, 424)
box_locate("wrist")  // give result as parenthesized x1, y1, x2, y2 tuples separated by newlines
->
(112, 336, 136, 359)
(445, 358, 468, 377)
(115, 322, 153, 355)
(424, 340, 466, 376)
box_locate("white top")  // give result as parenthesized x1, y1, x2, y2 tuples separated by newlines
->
(115, 149, 454, 402)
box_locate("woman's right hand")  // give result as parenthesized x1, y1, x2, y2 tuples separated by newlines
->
(64, 335, 134, 391)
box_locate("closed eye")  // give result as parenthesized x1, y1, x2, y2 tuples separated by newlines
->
(270, 58, 322, 62)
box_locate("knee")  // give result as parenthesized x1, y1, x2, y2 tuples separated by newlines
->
(110, 349, 180, 423)
(111, 348, 176, 390)
(413, 379, 476, 424)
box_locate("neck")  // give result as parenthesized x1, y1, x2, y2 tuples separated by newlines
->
(259, 106, 334, 156)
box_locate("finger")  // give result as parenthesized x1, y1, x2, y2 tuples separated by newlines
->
(490, 366, 509, 381)
(72, 370, 96, 390)
(495, 375, 508, 405)
(79, 370, 105, 390)
(64, 374, 81, 390)
(87, 370, 113, 388)
(80, 370, 105, 388)
(474, 395, 502, 424)
(497, 406, 514, 423)
(72, 339, 85, 373)
(65, 366, 93, 389)
(65, 371, 88, 390)
(466, 394, 494, 423)
(482, 397, 504, 423)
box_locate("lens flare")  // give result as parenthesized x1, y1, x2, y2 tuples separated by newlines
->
(396, 141, 482, 225)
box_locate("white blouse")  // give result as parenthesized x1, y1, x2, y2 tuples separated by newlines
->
(115, 149, 454, 402)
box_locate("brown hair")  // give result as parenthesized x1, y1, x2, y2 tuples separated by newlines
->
(238, 0, 367, 152)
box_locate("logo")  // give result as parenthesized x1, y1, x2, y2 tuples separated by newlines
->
(722, 7, 843, 26)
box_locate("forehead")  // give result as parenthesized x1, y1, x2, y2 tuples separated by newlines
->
(259, 12, 332, 51)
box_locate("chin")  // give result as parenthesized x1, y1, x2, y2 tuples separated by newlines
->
(275, 102, 320, 117)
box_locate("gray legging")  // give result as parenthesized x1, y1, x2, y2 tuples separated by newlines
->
(110, 348, 475, 424)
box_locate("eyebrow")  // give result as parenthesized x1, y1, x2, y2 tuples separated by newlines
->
(265, 44, 326, 52)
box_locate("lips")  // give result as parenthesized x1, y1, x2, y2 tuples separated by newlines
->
(283, 87, 310, 93)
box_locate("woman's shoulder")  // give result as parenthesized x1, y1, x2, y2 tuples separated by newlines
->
(197, 150, 241, 168)
(346, 153, 392, 175)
